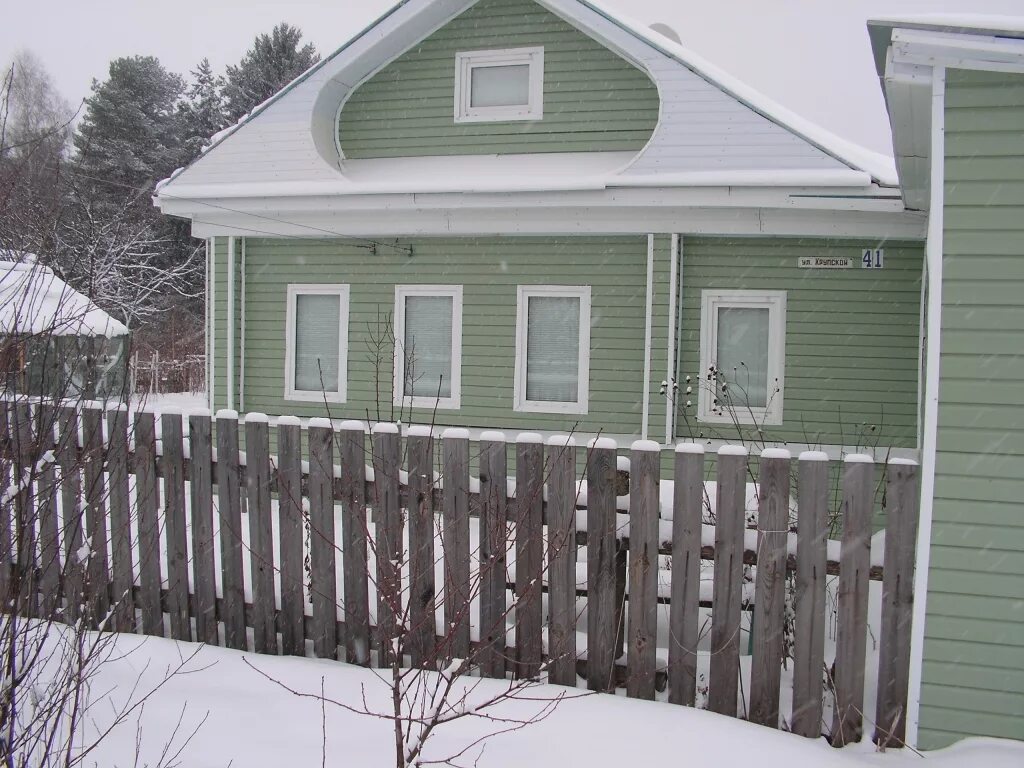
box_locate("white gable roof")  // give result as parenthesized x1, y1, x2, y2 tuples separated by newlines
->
(156, 0, 898, 211)
(0, 260, 129, 338)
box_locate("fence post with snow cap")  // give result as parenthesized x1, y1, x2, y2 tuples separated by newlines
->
(309, 417, 338, 661)
(371, 423, 401, 669)
(515, 433, 544, 680)
(215, 409, 246, 650)
(792, 450, 830, 738)
(407, 425, 437, 670)
(586, 437, 619, 693)
(546, 435, 578, 688)
(340, 420, 371, 666)
(708, 444, 748, 717)
(874, 458, 921, 747)
(441, 428, 471, 664)
(627, 440, 661, 700)
(668, 442, 704, 707)
(276, 415, 305, 657)
(749, 448, 791, 728)
(477, 431, 507, 679)
(831, 454, 875, 746)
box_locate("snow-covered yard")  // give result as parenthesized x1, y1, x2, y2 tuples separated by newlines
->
(59, 629, 1023, 767)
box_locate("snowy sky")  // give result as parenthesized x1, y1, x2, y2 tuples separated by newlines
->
(4, 0, 1024, 156)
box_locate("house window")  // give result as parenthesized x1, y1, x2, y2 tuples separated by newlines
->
(454, 47, 544, 123)
(698, 290, 786, 425)
(394, 285, 463, 410)
(514, 286, 591, 414)
(284, 284, 349, 402)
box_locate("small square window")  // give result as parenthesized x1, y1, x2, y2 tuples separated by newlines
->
(285, 284, 350, 402)
(394, 286, 463, 410)
(455, 47, 544, 123)
(514, 286, 591, 414)
(698, 290, 786, 425)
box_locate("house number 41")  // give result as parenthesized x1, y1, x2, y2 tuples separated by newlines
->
(862, 248, 884, 269)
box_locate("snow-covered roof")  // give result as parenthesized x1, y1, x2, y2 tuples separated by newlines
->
(0, 260, 129, 338)
(157, 0, 898, 205)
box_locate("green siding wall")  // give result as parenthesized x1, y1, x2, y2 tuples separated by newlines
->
(920, 68, 1024, 750)
(675, 238, 923, 451)
(337, 0, 660, 159)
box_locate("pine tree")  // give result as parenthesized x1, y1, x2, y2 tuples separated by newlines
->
(73, 56, 186, 204)
(179, 58, 228, 163)
(223, 23, 319, 122)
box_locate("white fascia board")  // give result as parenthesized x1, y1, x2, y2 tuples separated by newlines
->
(189, 204, 926, 241)
(891, 27, 1024, 72)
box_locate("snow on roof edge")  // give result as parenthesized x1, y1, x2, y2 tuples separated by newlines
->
(869, 14, 1024, 37)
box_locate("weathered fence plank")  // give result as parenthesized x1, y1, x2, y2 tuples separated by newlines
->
(407, 427, 437, 670)
(874, 460, 921, 747)
(441, 429, 471, 664)
(81, 405, 109, 625)
(162, 412, 190, 641)
(792, 451, 829, 738)
(308, 419, 338, 660)
(546, 436, 577, 687)
(626, 441, 660, 700)
(831, 455, 875, 746)
(478, 433, 507, 679)
(749, 450, 791, 727)
(134, 412, 163, 636)
(216, 410, 246, 650)
(37, 405, 60, 618)
(106, 406, 135, 631)
(668, 443, 704, 706)
(245, 414, 276, 655)
(340, 421, 370, 666)
(187, 412, 216, 645)
(586, 438, 619, 693)
(515, 434, 544, 680)
(13, 403, 37, 615)
(0, 405, 12, 602)
(276, 416, 305, 657)
(708, 446, 747, 717)
(371, 425, 401, 668)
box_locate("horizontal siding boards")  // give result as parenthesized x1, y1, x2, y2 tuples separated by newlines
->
(234, 236, 648, 435)
(920, 68, 1024, 750)
(675, 237, 923, 449)
(338, 0, 659, 159)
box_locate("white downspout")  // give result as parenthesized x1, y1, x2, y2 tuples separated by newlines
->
(641, 234, 655, 441)
(665, 234, 680, 444)
(906, 64, 946, 749)
(239, 238, 246, 413)
(227, 237, 236, 412)
(209, 238, 216, 410)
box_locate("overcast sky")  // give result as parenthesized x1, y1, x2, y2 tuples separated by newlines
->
(4, 0, 1023, 156)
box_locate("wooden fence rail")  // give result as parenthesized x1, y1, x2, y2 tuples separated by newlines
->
(0, 402, 921, 747)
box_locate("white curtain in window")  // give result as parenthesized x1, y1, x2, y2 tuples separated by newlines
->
(526, 296, 580, 403)
(716, 306, 770, 408)
(294, 294, 340, 392)
(471, 64, 530, 107)
(404, 295, 453, 399)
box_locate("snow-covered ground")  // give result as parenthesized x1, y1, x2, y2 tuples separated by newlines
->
(61, 629, 1023, 767)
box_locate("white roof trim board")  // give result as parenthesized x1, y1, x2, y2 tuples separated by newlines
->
(157, 0, 898, 210)
(0, 261, 129, 338)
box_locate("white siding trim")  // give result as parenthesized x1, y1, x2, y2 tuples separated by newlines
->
(240, 238, 247, 412)
(283, 283, 351, 403)
(697, 289, 787, 426)
(641, 234, 654, 440)
(227, 237, 235, 411)
(665, 233, 680, 444)
(906, 65, 946, 750)
(514, 285, 591, 415)
(392, 284, 464, 410)
(209, 238, 216, 409)
(454, 47, 545, 123)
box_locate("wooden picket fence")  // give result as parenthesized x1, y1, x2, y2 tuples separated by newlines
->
(0, 402, 921, 748)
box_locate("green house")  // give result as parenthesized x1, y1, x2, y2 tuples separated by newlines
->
(869, 17, 1024, 751)
(155, 0, 1019, 750)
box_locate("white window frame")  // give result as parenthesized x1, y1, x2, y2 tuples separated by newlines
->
(698, 289, 786, 426)
(393, 285, 463, 411)
(284, 284, 350, 403)
(454, 47, 544, 123)
(514, 285, 591, 415)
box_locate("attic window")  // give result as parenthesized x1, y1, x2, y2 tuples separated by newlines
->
(455, 47, 544, 123)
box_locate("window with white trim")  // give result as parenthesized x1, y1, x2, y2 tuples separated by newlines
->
(698, 290, 786, 425)
(394, 285, 463, 410)
(285, 284, 350, 402)
(514, 286, 591, 414)
(454, 47, 544, 123)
